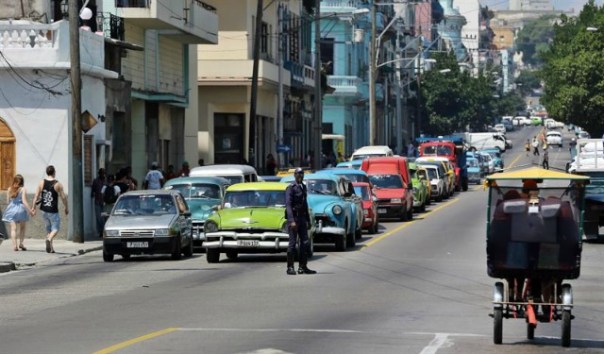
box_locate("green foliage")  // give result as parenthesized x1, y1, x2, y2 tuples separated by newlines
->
(515, 70, 541, 96)
(540, 0, 604, 136)
(515, 15, 556, 66)
(419, 52, 507, 135)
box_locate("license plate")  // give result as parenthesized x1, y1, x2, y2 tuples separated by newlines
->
(126, 241, 148, 248)
(237, 240, 259, 247)
(378, 208, 387, 214)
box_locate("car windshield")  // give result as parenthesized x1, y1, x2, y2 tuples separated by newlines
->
(166, 183, 221, 199)
(467, 159, 479, 167)
(422, 145, 453, 156)
(351, 154, 383, 161)
(425, 168, 438, 179)
(112, 195, 176, 216)
(334, 173, 369, 183)
(306, 179, 338, 195)
(369, 174, 404, 189)
(224, 190, 286, 208)
(220, 176, 244, 184)
(353, 185, 371, 200)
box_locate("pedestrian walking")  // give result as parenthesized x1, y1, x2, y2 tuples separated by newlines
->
(284, 168, 316, 275)
(91, 168, 106, 238)
(525, 139, 531, 157)
(542, 147, 549, 170)
(143, 162, 164, 190)
(32, 165, 68, 253)
(532, 137, 540, 156)
(2, 174, 34, 251)
(165, 164, 177, 180)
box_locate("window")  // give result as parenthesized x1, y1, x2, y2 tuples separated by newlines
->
(320, 38, 334, 75)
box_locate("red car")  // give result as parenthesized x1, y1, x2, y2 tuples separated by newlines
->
(352, 182, 379, 234)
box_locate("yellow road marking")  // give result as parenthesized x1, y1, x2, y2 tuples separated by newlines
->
(507, 152, 523, 169)
(93, 327, 178, 354)
(362, 198, 460, 248)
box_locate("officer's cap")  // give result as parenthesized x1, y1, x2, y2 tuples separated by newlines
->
(294, 167, 304, 175)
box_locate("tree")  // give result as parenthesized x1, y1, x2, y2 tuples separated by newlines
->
(540, 0, 604, 136)
(515, 70, 541, 96)
(515, 15, 556, 67)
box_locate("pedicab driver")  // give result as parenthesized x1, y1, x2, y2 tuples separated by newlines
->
(285, 168, 316, 275)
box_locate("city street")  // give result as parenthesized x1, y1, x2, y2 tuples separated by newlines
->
(1, 127, 603, 354)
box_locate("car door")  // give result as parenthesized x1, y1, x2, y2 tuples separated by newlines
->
(175, 194, 192, 239)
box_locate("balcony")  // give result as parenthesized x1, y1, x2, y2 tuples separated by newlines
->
(303, 65, 315, 88)
(321, 0, 361, 15)
(326, 75, 361, 96)
(116, 0, 218, 44)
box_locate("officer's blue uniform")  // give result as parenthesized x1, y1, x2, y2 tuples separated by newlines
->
(285, 181, 311, 254)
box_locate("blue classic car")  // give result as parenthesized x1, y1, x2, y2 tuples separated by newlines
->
(281, 173, 357, 251)
(163, 176, 230, 250)
(318, 168, 368, 239)
(480, 148, 504, 172)
(466, 157, 482, 184)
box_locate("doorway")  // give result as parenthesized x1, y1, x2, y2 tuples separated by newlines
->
(0, 118, 16, 190)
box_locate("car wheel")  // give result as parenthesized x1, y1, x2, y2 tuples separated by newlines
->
(206, 249, 220, 263)
(171, 237, 182, 260)
(368, 220, 377, 234)
(307, 237, 314, 259)
(183, 237, 193, 258)
(121, 254, 130, 261)
(355, 227, 362, 240)
(226, 250, 238, 260)
(407, 207, 413, 221)
(103, 250, 114, 262)
(346, 230, 356, 248)
(335, 236, 346, 251)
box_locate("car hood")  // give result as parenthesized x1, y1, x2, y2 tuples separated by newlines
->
(308, 194, 343, 212)
(467, 167, 481, 173)
(214, 208, 286, 229)
(106, 214, 176, 230)
(186, 198, 220, 221)
(373, 188, 406, 198)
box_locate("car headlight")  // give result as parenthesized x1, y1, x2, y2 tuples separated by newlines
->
(155, 228, 170, 236)
(281, 222, 288, 233)
(205, 221, 218, 233)
(391, 198, 402, 203)
(332, 205, 343, 215)
(105, 229, 119, 237)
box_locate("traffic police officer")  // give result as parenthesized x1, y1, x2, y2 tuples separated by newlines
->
(285, 168, 316, 275)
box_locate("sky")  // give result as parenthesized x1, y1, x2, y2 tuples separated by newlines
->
(480, 0, 604, 11)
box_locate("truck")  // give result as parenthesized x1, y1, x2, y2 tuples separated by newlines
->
(571, 139, 604, 241)
(416, 136, 469, 192)
(453, 132, 506, 152)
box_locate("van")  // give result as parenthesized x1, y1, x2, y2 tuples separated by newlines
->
(189, 164, 259, 185)
(456, 132, 506, 152)
(361, 157, 413, 221)
(350, 145, 394, 161)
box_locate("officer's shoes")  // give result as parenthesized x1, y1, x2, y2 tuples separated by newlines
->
(298, 266, 316, 275)
(287, 267, 297, 275)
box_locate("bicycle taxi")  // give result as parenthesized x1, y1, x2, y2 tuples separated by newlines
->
(485, 167, 589, 347)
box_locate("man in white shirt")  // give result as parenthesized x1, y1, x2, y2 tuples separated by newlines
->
(144, 162, 165, 190)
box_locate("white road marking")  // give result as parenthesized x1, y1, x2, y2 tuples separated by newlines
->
(419, 333, 451, 354)
(235, 349, 293, 354)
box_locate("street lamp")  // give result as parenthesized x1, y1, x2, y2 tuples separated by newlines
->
(60, 0, 69, 19)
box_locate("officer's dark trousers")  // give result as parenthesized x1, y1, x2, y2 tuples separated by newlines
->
(288, 216, 310, 258)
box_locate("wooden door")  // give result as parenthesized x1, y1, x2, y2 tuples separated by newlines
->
(0, 119, 15, 190)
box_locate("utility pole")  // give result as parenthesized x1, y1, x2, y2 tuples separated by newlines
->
(277, 5, 284, 168)
(395, 27, 402, 155)
(313, 0, 322, 170)
(368, 1, 376, 146)
(250, 0, 264, 165)
(415, 53, 421, 138)
(69, 0, 84, 243)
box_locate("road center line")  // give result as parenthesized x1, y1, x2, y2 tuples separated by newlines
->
(362, 198, 460, 248)
(93, 327, 178, 354)
(507, 151, 523, 169)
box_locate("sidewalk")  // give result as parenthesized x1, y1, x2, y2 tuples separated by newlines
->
(0, 238, 103, 273)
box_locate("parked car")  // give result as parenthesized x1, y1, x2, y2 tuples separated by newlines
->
(502, 120, 514, 132)
(418, 164, 446, 202)
(190, 164, 259, 184)
(466, 157, 482, 184)
(282, 173, 359, 251)
(494, 124, 506, 134)
(163, 176, 229, 251)
(336, 160, 363, 169)
(480, 148, 504, 172)
(352, 182, 379, 234)
(546, 131, 563, 147)
(409, 162, 429, 212)
(416, 157, 455, 197)
(361, 157, 414, 221)
(318, 169, 366, 239)
(350, 145, 394, 161)
(203, 182, 310, 263)
(103, 190, 193, 262)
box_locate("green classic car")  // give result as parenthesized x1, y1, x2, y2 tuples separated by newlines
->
(203, 182, 314, 263)
(163, 176, 230, 250)
(409, 162, 429, 212)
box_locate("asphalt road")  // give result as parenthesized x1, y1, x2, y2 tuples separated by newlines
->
(1, 125, 603, 354)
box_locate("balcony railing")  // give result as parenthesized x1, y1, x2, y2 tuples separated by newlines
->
(326, 75, 362, 96)
(321, 0, 360, 14)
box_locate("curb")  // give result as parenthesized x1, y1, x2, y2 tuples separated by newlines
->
(0, 261, 16, 273)
(77, 245, 104, 255)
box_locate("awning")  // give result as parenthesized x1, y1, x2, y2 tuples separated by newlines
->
(486, 167, 590, 181)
